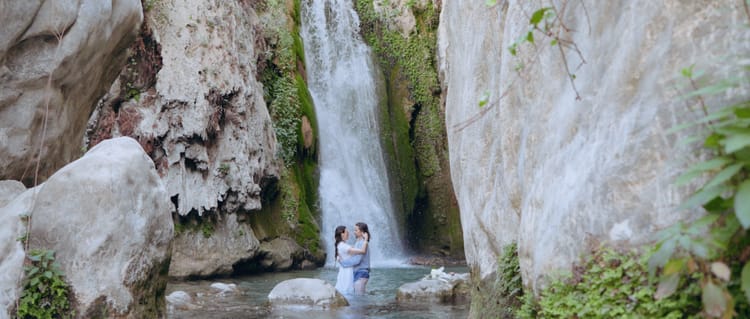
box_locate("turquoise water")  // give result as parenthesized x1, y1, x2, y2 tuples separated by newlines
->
(166, 266, 470, 318)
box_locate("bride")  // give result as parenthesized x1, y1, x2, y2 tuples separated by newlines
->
(333, 225, 368, 295)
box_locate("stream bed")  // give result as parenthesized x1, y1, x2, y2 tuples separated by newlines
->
(166, 266, 470, 319)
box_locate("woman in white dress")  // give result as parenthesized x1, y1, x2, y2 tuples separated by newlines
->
(333, 225, 368, 295)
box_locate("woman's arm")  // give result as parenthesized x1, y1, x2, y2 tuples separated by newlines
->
(339, 254, 362, 267)
(348, 233, 370, 255)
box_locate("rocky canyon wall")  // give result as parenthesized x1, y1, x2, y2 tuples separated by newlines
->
(438, 0, 750, 310)
(0, 0, 143, 185)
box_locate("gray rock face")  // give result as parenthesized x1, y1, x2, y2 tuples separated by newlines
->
(0, 184, 26, 316)
(258, 237, 304, 272)
(268, 278, 349, 309)
(168, 213, 259, 278)
(0, 0, 143, 184)
(88, 0, 279, 217)
(85, 0, 280, 278)
(0, 137, 173, 317)
(438, 0, 750, 293)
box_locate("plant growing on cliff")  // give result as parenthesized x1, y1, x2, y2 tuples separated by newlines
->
(518, 248, 701, 319)
(16, 249, 74, 319)
(649, 59, 750, 317)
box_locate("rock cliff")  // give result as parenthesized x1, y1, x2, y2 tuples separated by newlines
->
(84, 0, 308, 277)
(0, 0, 143, 185)
(438, 0, 750, 313)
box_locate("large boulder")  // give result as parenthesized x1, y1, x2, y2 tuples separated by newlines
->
(168, 213, 259, 278)
(438, 0, 750, 299)
(258, 237, 305, 271)
(0, 0, 143, 184)
(0, 183, 26, 316)
(0, 137, 173, 317)
(268, 278, 348, 309)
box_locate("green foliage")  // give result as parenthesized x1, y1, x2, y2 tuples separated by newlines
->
(518, 249, 702, 319)
(650, 60, 750, 318)
(17, 249, 74, 319)
(218, 163, 230, 175)
(201, 222, 214, 238)
(143, 0, 159, 12)
(354, 0, 443, 179)
(497, 243, 522, 298)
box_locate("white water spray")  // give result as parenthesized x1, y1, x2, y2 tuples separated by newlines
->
(300, 0, 406, 266)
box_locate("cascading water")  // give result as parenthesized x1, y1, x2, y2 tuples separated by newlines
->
(300, 0, 406, 266)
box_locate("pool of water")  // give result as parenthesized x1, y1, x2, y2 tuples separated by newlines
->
(166, 266, 470, 319)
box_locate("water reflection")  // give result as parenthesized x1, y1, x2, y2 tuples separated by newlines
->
(166, 266, 469, 319)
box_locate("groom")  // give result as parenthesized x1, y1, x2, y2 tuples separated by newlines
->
(339, 222, 370, 295)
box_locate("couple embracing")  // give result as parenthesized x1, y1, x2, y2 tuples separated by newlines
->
(333, 222, 371, 295)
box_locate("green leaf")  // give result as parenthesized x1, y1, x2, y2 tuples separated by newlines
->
(675, 170, 703, 186)
(735, 180, 750, 229)
(486, 0, 497, 6)
(526, 31, 534, 44)
(508, 43, 518, 56)
(663, 258, 685, 275)
(529, 7, 551, 26)
(687, 214, 719, 234)
(721, 132, 750, 154)
(681, 65, 695, 78)
(734, 107, 750, 118)
(704, 133, 722, 148)
(702, 281, 727, 317)
(479, 91, 490, 108)
(685, 157, 732, 174)
(649, 238, 677, 273)
(703, 162, 744, 189)
(679, 184, 731, 210)
(742, 262, 750, 304)
(655, 273, 680, 299)
(550, 39, 558, 46)
(685, 79, 737, 98)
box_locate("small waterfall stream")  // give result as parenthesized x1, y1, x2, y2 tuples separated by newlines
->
(300, 0, 406, 266)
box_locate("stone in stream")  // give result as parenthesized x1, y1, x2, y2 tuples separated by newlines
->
(267, 278, 348, 309)
(396, 267, 471, 303)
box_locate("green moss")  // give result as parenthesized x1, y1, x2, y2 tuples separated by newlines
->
(354, 0, 462, 258)
(255, 0, 322, 264)
(518, 248, 702, 319)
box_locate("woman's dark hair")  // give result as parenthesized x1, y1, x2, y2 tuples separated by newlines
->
(334, 226, 346, 259)
(356, 222, 370, 241)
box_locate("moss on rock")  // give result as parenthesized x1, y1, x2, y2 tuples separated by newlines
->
(354, 0, 463, 258)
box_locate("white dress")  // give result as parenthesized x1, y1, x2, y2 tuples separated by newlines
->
(335, 242, 355, 295)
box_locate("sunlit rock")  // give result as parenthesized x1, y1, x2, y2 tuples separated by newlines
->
(438, 0, 750, 298)
(268, 278, 348, 309)
(1, 137, 173, 317)
(396, 267, 470, 303)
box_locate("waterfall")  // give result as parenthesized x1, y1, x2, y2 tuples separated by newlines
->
(300, 0, 406, 266)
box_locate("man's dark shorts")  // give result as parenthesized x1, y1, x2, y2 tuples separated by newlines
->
(354, 268, 370, 281)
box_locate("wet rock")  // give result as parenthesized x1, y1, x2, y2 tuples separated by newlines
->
(210, 282, 238, 295)
(396, 267, 470, 304)
(268, 278, 348, 309)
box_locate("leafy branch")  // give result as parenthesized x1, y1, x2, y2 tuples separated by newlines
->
(508, 2, 587, 101)
(649, 60, 750, 318)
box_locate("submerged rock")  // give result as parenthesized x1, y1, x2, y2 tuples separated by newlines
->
(268, 278, 348, 309)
